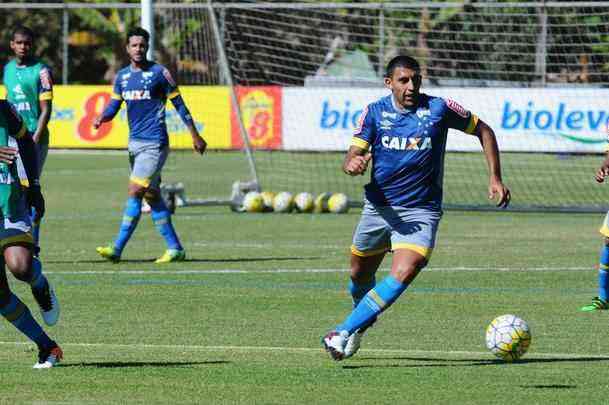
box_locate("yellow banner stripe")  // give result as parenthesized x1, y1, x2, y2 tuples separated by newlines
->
(350, 245, 389, 257)
(391, 243, 433, 259)
(39, 92, 53, 101)
(465, 114, 479, 134)
(351, 137, 370, 151)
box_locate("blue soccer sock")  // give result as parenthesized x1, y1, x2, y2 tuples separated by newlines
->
(337, 274, 409, 335)
(0, 293, 53, 349)
(149, 199, 183, 251)
(349, 278, 376, 308)
(30, 207, 41, 252)
(113, 197, 142, 255)
(28, 257, 48, 293)
(599, 245, 609, 301)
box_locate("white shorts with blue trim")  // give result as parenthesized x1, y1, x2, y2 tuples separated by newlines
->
(351, 199, 442, 260)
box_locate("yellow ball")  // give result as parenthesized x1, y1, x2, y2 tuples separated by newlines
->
(243, 191, 264, 213)
(273, 191, 294, 213)
(328, 193, 349, 213)
(294, 192, 314, 213)
(260, 191, 276, 212)
(314, 192, 332, 213)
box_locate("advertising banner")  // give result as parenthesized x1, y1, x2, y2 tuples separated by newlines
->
(48, 85, 231, 149)
(230, 86, 282, 150)
(283, 87, 609, 153)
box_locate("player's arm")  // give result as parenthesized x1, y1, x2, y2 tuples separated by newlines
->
(473, 119, 510, 208)
(93, 76, 123, 129)
(33, 67, 53, 143)
(344, 105, 374, 176)
(169, 93, 206, 154)
(595, 151, 609, 183)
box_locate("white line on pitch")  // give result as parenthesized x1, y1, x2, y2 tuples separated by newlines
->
(0, 341, 606, 360)
(41, 267, 590, 276)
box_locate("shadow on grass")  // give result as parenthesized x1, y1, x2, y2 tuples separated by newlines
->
(60, 360, 229, 369)
(343, 356, 609, 369)
(47, 256, 321, 265)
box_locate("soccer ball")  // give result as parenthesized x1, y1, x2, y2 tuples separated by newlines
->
(328, 193, 349, 213)
(243, 191, 264, 213)
(273, 191, 294, 213)
(314, 192, 332, 213)
(485, 314, 532, 362)
(260, 191, 276, 212)
(294, 192, 314, 213)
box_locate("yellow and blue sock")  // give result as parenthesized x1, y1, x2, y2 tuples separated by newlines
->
(0, 292, 53, 349)
(149, 199, 182, 251)
(114, 197, 142, 255)
(29, 257, 48, 294)
(599, 245, 609, 301)
(337, 275, 409, 335)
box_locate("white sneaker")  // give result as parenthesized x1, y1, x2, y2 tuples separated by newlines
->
(33, 344, 63, 369)
(344, 329, 364, 359)
(32, 280, 60, 326)
(322, 330, 349, 361)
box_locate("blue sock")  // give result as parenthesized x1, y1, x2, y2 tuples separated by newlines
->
(337, 275, 408, 335)
(349, 278, 376, 308)
(30, 207, 40, 251)
(599, 245, 609, 301)
(114, 197, 142, 255)
(28, 257, 47, 293)
(0, 293, 53, 349)
(150, 199, 182, 250)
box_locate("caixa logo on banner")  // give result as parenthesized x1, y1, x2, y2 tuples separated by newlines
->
(320, 100, 363, 130)
(501, 101, 609, 143)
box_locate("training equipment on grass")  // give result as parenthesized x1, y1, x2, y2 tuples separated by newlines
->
(485, 314, 531, 362)
(294, 192, 314, 213)
(243, 191, 265, 213)
(328, 193, 349, 214)
(314, 192, 332, 213)
(260, 191, 276, 212)
(273, 192, 294, 213)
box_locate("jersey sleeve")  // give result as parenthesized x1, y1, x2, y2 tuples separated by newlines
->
(442, 98, 479, 135)
(351, 105, 375, 151)
(38, 65, 54, 101)
(160, 67, 180, 100)
(111, 74, 123, 101)
(0, 101, 27, 139)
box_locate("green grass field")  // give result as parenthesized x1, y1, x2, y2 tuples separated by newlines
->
(3, 151, 609, 404)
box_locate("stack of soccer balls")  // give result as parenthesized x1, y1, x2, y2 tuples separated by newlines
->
(485, 314, 532, 362)
(241, 191, 349, 214)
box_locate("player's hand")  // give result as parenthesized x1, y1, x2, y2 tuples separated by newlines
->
(595, 165, 609, 183)
(93, 116, 103, 130)
(27, 185, 45, 222)
(488, 178, 510, 209)
(192, 135, 207, 155)
(0, 147, 18, 164)
(345, 153, 372, 176)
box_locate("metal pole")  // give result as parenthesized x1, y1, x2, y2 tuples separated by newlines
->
(141, 0, 155, 60)
(378, 5, 384, 77)
(62, 7, 69, 84)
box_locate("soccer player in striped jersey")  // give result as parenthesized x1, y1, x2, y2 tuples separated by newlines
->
(0, 100, 61, 368)
(322, 55, 511, 360)
(580, 143, 609, 311)
(3, 25, 54, 257)
(94, 27, 206, 263)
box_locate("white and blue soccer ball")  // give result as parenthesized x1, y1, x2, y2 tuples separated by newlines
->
(294, 192, 314, 213)
(485, 314, 531, 362)
(243, 191, 265, 213)
(273, 191, 294, 213)
(328, 193, 349, 214)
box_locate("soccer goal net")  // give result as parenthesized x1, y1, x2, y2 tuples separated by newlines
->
(163, 1, 609, 212)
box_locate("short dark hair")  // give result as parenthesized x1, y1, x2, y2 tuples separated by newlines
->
(126, 27, 150, 44)
(385, 55, 420, 78)
(12, 25, 34, 42)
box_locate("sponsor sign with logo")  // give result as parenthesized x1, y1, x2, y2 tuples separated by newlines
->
(230, 86, 282, 149)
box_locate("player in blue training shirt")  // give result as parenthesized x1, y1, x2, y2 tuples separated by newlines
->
(580, 143, 609, 311)
(93, 27, 206, 263)
(322, 55, 511, 361)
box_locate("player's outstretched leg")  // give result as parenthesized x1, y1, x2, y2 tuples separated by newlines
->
(29, 257, 60, 326)
(581, 239, 609, 311)
(30, 207, 41, 257)
(148, 198, 185, 263)
(97, 196, 143, 262)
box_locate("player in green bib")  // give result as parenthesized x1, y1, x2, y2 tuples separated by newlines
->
(3, 25, 53, 256)
(0, 100, 61, 368)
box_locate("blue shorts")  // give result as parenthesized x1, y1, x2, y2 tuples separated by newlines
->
(0, 193, 32, 249)
(351, 200, 442, 260)
(128, 140, 169, 191)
